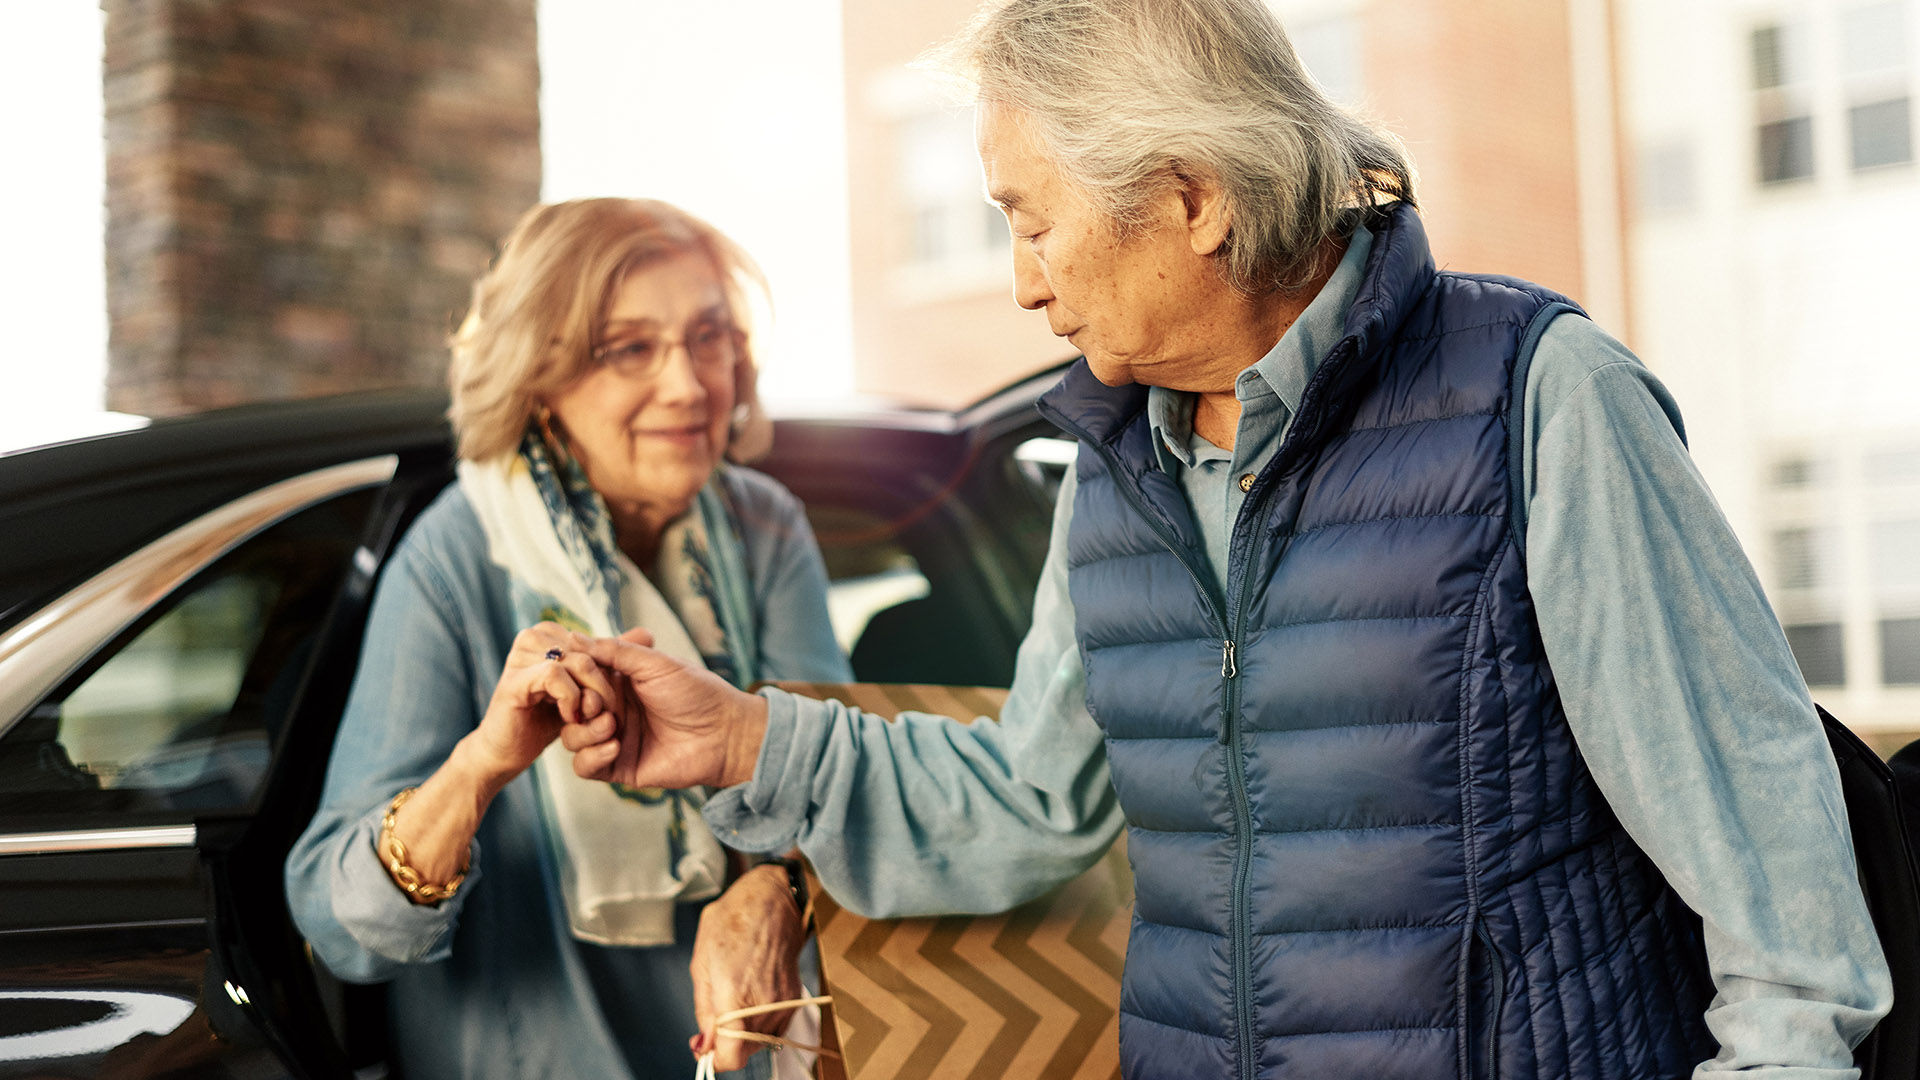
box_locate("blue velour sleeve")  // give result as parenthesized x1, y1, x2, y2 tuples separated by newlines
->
(1524, 314, 1892, 1079)
(704, 469, 1123, 917)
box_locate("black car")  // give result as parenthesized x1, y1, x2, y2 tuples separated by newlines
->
(0, 370, 1074, 1078)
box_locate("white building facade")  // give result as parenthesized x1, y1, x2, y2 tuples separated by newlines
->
(1619, 0, 1920, 734)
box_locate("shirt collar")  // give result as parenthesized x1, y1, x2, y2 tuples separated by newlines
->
(1147, 225, 1376, 470)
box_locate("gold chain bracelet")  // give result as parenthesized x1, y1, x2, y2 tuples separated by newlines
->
(379, 786, 469, 904)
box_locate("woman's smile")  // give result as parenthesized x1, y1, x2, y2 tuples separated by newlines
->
(633, 421, 709, 446)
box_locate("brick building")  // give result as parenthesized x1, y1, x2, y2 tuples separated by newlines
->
(838, 0, 1067, 408)
(94, 0, 1623, 417)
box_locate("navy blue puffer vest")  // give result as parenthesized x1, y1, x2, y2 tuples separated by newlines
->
(1036, 204, 1715, 1080)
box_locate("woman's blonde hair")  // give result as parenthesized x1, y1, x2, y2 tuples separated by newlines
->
(448, 198, 769, 463)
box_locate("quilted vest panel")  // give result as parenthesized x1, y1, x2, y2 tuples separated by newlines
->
(1038, 204, 1715, 1080)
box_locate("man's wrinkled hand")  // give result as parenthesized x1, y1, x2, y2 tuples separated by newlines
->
(557, 629, 769, 790)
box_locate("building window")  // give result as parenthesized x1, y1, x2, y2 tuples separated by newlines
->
(1786, 622, 1849, 686)
(897, 106, 1008, 275)
(1752, 21, 1818, 183)
(1851, 98, 1914, 169)
(1842, 2, 1914, 171)
(1871, 518, 1920, 689)
(1772, 455, 1826, 487)
(1759, 117, 1817, 182)
(1766, 440, 1920, 705)
(1885, 618, 1920, 685)
(1775, 526, 1840, 590)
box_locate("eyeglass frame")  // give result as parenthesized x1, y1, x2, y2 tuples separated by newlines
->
(588, 312, 745, 380)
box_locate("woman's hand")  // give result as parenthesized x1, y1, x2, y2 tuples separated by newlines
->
(466, 621, 626, 784)
(380, 623, 649, 901)
(688, 864, 807, 1073)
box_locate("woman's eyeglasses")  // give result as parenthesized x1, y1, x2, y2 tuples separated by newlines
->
(590, 318, 740, 380)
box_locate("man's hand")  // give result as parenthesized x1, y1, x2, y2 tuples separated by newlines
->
(558, 630, 770, 790)
(686, 864, 808, 1072)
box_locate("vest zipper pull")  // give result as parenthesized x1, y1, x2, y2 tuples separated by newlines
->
(1222, 639, 1237, 679)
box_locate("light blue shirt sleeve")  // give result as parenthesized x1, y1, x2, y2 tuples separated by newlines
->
(703, 469, 1124, 917)
(285, 535, 491, 982)
(1524, 315, 1893, 1079)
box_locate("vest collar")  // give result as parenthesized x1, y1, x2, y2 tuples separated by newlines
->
(1339, 200, 1436, 361)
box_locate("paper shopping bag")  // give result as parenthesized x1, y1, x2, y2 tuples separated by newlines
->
(765, 683, 1131, 1080)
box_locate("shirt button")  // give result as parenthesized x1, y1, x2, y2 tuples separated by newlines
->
(1239, 473, 1256, 493)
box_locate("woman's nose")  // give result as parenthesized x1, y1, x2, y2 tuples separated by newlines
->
(650, 344, 709, 402)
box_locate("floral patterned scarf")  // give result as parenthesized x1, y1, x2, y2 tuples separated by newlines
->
(457, 430, 759, 946)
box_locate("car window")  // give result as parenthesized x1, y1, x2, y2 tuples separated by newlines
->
(803, 481, 1036, 688)
(827, 561, 931, 655)
(0, 489, 376, 819)
(810, 505, 932, 653)
(1013, 436, 1076, 504)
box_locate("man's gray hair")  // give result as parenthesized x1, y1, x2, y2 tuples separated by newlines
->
(943, 0, 1415, 293)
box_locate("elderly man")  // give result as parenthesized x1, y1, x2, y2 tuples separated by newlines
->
(566, 1, 1891, 1077)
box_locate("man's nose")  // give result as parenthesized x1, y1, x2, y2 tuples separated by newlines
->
(1011, 241, 1051, 311)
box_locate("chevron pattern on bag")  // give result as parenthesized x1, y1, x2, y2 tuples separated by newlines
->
(765, 683, 1131, 1080)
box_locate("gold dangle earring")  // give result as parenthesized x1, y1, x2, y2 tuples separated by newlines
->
(535, 404, 571, 466)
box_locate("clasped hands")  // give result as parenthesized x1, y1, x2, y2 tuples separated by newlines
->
(470, 621, 769, 790)
(478, 623, 793, 1073)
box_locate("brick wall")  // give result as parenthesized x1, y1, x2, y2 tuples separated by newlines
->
(102, 0, 540, 416)
(1360, 0, 1591, 302)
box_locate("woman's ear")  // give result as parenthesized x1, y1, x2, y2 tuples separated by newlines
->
(725, 356, 773, 464)
(534, 402, 573, 464)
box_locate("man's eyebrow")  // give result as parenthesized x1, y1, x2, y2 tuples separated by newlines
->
(988, 189, 1024, 212)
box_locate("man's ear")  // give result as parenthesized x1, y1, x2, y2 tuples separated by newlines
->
(1175, 165, 1231, 257)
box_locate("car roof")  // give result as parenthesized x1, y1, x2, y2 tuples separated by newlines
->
(0, 363, 1077, 630)
(2, 358, 1076, 471)
(0, 392, 451, 631)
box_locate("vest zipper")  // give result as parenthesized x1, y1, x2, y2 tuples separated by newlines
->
(1040, 335, 1363, 1080)
(1220, 646, 1256, 1080)
(1050, 426, 1256, 1075)
(1224, 478, 1280, 1080)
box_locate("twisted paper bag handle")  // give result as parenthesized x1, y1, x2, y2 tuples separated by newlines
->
(693, 994, 840, 1080)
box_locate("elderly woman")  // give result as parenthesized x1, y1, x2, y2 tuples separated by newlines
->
(286, 198, 849, 1079)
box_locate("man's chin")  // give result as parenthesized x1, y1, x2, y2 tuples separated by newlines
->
(1083, 355, 1134, 388)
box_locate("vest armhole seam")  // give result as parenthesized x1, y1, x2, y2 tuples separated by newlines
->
(1506, 302, 1585, 565)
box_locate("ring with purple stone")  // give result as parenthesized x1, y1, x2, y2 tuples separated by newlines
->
(544, 648, 564, 661)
